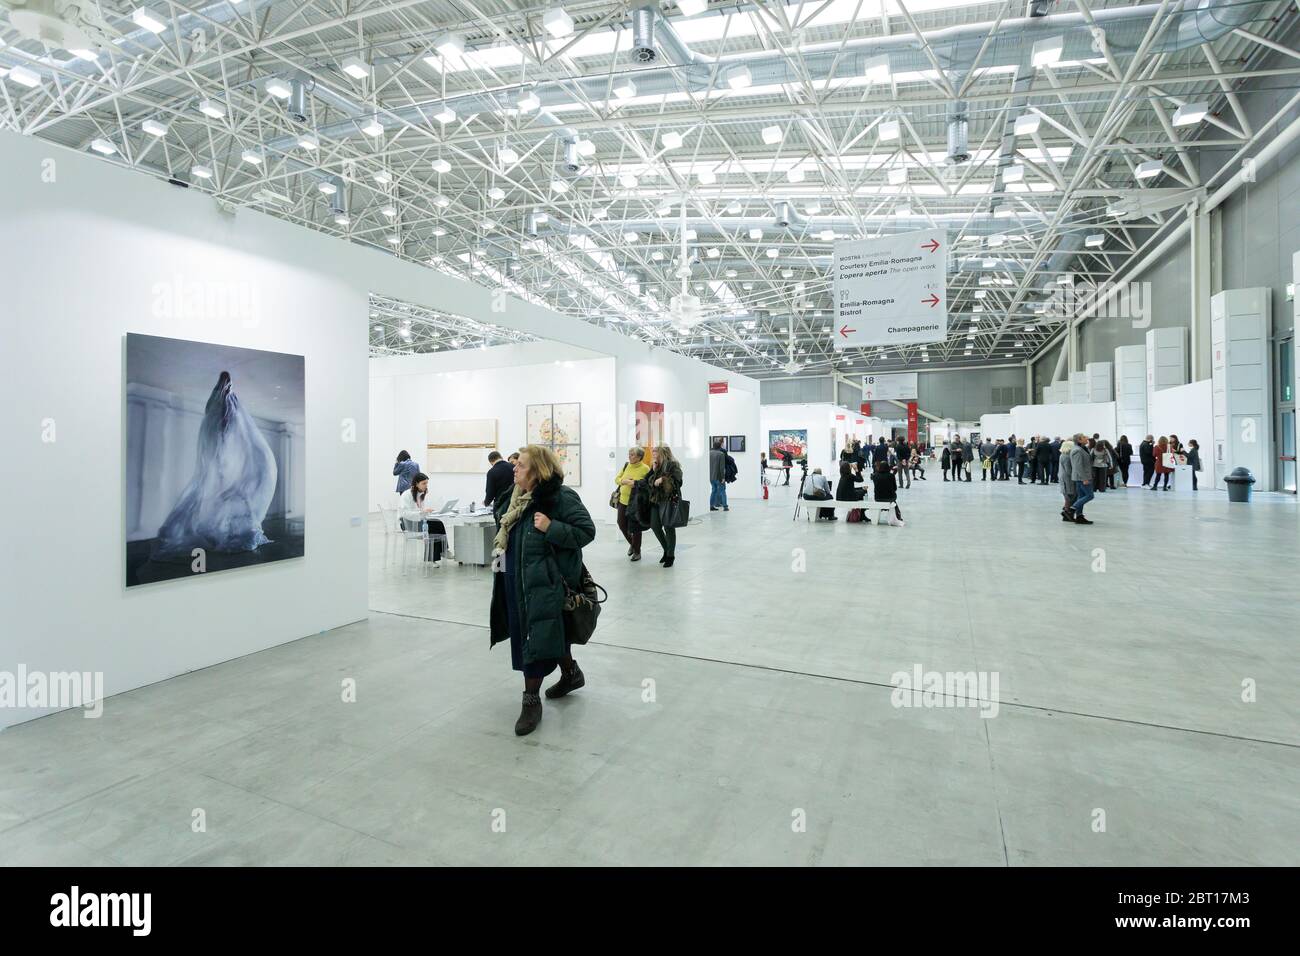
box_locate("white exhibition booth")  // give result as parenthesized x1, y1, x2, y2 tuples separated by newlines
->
(0, 127, 756, 729)
(760, 403, 888, 482)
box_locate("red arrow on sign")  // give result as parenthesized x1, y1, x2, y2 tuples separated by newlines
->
(922, 293, 940, 307)
(921, 238, 940, 253)
(839, 324, 857, 338)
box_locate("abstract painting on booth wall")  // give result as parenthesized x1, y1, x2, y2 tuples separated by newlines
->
(125, 333, 305, 587)
(526, 402, 581, 486)
(768, 429, 808, 461)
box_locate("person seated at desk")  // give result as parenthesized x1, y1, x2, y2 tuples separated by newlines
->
(398, 472, 448, 562)
(484, 450, 514, 506)
(803, 467, 836, 521)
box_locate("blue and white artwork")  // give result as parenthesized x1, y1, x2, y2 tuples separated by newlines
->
(125, 334, 305, 587)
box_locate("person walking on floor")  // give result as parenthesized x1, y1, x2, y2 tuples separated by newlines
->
(1068, 433, 1095, 523)
(709, 438, 729, 512)
(1058, 438, 1077, 522)
(393, 449, 421, 494)
(1151, 436, 1173, 490)
(613, 446, 651, 561)
(1139, 435, 1156, 487)
(489, 444, 595, 737)
(648, 445, 684, 566)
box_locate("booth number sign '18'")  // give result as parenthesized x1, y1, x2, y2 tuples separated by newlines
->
(832, 229, 947, 350)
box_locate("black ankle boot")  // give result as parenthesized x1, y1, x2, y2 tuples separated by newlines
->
(545, 660, 585, 699)
(514, 692, 542, 736)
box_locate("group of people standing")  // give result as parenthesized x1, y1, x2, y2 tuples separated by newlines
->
(612, 445, 685, 566)
(1137, 434, 1201, 491)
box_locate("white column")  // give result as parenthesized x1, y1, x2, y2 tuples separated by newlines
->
(1189, 202, 1214, 381)
(1211, 288, 1273, 490)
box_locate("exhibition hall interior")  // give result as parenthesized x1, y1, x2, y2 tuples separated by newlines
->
(2, 0, 1299, 871)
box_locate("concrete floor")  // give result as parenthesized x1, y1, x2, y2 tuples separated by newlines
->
(3, 477, 1298, 865)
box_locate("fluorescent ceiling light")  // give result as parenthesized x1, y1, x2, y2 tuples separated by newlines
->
(432, 226, 447, 237)
(432, 158, 451, 173)
(373, 169, 392, 185)
(726, 65, 752, 90)
(1014, 112, 1041, 136)
(435, 34, 465, 58)
(661, 131, 683, 150)
(726, 200, 742, 214)
(863, 55, 890, 83)
(1135, 159, 1164, 179)
(387, 235, 400, 245)
(488, 186, 506, 200)
(761, 125, 783, 145)
(787, 165, 805, 183)
(334, 213, 350, 226)
(190, 164, 213, 180)
(974, 290, 987, 299)
(542, 8, 574, 38)
(1085, 233, 1104, 248)
(551, 179, 569, 193)
(766, 248, 779, 258)
(382, 205, 397, 218)
(612, 79, 637, 100)
(684, 229, 697, 240)
(517, 90, 541, 112)
(70, 48, 99, 61)
(241, 148, 263, 165)
(623, 231, 639, 242)
(1002, 164, 1024, 184)
(90, 138, 117, 155)
(887, 167, 906, 186)
(806, 201, 822, 215)
(1173, 102, 1208, 127)
(878, 119, 901, 142)
(1031, 35, 1064, 68)
(619, 173, 638, 188)
(434, 194, 450, 207)
(748, 228, 762, 240)
(141, 119, 168, 137)
(706, 247, 719, 258)
(677, 0, 707, 16)
(433, 106, 456, 124)
(198, 98, 225, 119)
(341, 56, 371, 80)
(361, 116, 384, 137)
(697, 168, 716, 185)
(576, 139, 596, 157)
(820, 229, 835, 241)
(298, 134, 319, 150)
(317, 181, 337, 196)
(265, 77, 292, 99)
(894, 203, 911, 217)
(131, 7, 167, 34)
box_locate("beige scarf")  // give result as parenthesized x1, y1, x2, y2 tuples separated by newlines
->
(492, 484, 533, 557)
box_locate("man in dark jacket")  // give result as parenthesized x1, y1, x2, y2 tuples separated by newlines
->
(894, 438, 911, 488)
(1139, 435, 1156, 486)
(1035, 436, 1053, 484)
(1048, 437, 1062, 482)
(484, 451, 514, 506)
(709, 439, 729, 511)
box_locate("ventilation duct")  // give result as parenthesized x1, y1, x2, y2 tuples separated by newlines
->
(946, 102, 970, 165)
(287, 77, 308, 124)
(773, 201, 800, 229)
(631, 5, 657, 63)
(561, 138, 581, 173)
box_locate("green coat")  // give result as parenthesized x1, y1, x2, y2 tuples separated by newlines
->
(489, 475, 595, 664)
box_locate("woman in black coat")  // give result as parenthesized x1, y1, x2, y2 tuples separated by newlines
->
(489, 444, 595, 736)
(647, 445, 685, 567)
(940, 444, 951, 480)
(1116, 435, 1134, 486)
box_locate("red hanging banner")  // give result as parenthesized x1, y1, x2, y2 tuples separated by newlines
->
(906, 402, 918, 444)
(708, 381, 728, 394)
(860, 402, 872, 416)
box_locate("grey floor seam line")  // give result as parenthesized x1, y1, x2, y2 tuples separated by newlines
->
(368, 608, 1300, 751)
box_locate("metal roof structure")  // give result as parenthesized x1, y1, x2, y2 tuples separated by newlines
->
(3, 0, 1296, 375)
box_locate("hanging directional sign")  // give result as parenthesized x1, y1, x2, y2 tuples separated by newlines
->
(832, 228, 947, 350)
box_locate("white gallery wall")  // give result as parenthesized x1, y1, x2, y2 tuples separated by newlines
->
(760, 403, 882, 481)
(1150, 379, 1214, 458)
(1010, 402, 1118, 442)
(0, 131, 369, 729)
(0, 129, 751, 728)
(370, 343, 617, 520)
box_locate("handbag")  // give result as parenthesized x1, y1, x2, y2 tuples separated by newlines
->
(847, 508, 863, 523)
(610, 464, 625, 509)
(661, 496, 691, 528)
(548, 552, 607, 645)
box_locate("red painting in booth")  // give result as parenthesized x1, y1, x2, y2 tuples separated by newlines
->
(906, 402, 918, 445)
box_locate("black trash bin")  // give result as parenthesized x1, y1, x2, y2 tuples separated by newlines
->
(1224, 467, 1255, 503)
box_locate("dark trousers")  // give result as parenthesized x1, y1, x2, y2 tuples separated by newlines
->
(1152, 471, 1170, 489)
(963, 462, 972, 481)
(1141, 461, 1154, 485)
(782, 467, 791, 485)
(650, 503, 676, 557)
(1192, 470, 1198, 491)
(1093, 466, 1106, 491)
(616, 501, 642, 554)
(1049, 461, 1058, 483)
(1121, 461, 1131, 485)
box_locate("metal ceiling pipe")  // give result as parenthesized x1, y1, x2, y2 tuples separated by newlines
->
(946, 102, 971, 165)
(288, 77, 309, 124)
(631, 5, 659, 64)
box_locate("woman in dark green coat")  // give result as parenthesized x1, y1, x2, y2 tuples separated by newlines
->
(489, 444, 595, 736)
(647, 445, 684, 567)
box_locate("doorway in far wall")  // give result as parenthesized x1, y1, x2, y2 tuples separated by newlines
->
(1278, 335, 1295, 493)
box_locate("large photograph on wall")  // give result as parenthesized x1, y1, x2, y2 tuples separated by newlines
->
(125, 333, 305, 587)
(768, 429, 808, 461)
(526, 402, 581, 486)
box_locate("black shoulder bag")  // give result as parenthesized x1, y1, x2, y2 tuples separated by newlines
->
(547, 548, 607, 645)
